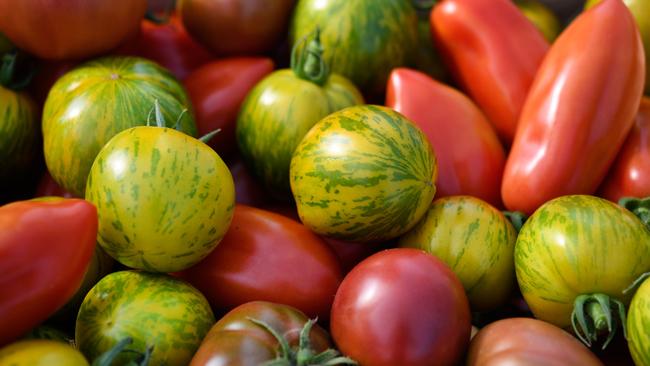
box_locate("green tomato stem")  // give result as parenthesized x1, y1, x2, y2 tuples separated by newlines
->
(571, 293, 627, 349)
(198, 129, 221, 144)
(291, 27, 330, 86)
(618, 197, 650, 230)
(624, 272, 650, 295)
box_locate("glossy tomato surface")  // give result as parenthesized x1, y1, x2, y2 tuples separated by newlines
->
(330, 248, 471, 366)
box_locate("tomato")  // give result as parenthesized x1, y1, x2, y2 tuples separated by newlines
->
(0, 340, 89, 366)
(116, 12, 215, 81)
(515, 195, 650, 348)
(413, 7, 449, 82)
(627, 275, 650, 366)
(599, 98, 650, 202)
(35, 171, 75, 198)
(585, 0, 650, 95)
(177, 205, 342, 320)
(330, 248, 471, 366)
(515, 0, 562, 42)
(386, 68, 506, 207)
(85, 124, 235, 273)
(76, 271, 215, 366)
(502, 0, 646, 215)
(177, 0, 295, 56)
(0, 0, 147, 60)
(184, 57, 275, 156)
(226, 155, 271, 207)
(399, 196, 517, 312)
(0, 198, 97, 346)
(431, 0, 549, 145)
(467, 318, 603, 366)
(321, 237, 389, 274)
(190, 301, 354, 365)
(290, 105, 437, 243)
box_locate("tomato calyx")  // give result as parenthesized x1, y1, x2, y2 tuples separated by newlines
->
(619, 197, 650, 230)
(91, 337, 154, 366)
(571, 293, 627, 349)
(624, 272, 650, 296)
(247, 317, 357, 366)
(146, 99, 220, 143)
(503, 210, 528, 233)
(291, 27, 330, 86)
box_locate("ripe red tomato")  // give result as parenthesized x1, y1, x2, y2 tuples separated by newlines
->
(177, 205, 342, 320)
(330, 248, 471, 366)
(0, 0, 147, 60)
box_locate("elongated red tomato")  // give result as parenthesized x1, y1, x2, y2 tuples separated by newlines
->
(599, 97, 650, 202)
(177, 205, 342, 320)
(502, 0, 646, 215)
(431, 0, 548, 145)
(184, 58, 275, 156)
(386, 68, 505, 207)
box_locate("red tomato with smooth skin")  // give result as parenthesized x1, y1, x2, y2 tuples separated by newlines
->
(599, 97, 650, 202)
(467, 318, 604, 366)
(177, 205, 342, 320)
(184, 58, 275, 156)
(502, 0, 646, 214)
(0, 0, 147, 60)
(431, 0, 549, 145)
(115, 13, 215, 81)
(177, 0, 295, 56)
(0, 198, 97, 346)
(330, 248, 471, 366)
(386, 68, 506, 207)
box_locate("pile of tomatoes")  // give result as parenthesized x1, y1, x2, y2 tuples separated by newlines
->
(1, 0, 650, 365)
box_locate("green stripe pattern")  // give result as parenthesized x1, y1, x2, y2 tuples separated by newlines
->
(515, 195, 650, 328)
(399, 196, 517, 312)
(290, 0, 418, 96)
(85, 127, 235, 272)
(76, 271, 215, 366)
(42, 56, 197, 197)
(0, 86, 38, 181)
(290, 105, 437, 243)
(236, 69, 363, 199)
(628, 277, 650, 366)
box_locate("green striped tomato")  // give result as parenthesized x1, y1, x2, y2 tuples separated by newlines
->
(399, 196, 517, 312)
(0, 86, 38, 182)
(628, 276, 650, 366)
(42, 56, 197, 197)
(289, 0, 418, 97)
(515, 195, 650, 342)
(76, 271, 214, 366)
(85, 126, 235, 272)
(290, 105, 437, 243)
(237, 69, 363, 199)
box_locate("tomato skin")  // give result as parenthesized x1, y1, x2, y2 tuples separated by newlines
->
(177, 205, 342, 320)
(227, 155, 271, 207)
(190, 301, 331, 366)
(627, 277, 650, 366)
(184, 57, 275, 156)
(386, 68, 505, 207)
(599, 98, 650, 202)
(431, 0, 549, 145)
(330, 248, 471, 366)
(0, 0, 147, 60)
(115, 13, 215, 81)
(0, 339, 89, 366)
(514, 0, 562, 42)
(502, 0, 646, 215)
(178, 0, 295, 56)
(467, 318, 603, 366)
(0, 198, 97, 346)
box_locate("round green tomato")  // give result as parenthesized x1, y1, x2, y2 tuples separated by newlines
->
(85, 126, 235, 272)
(0, 86, 38, 182)
(289, 0, 418, 97)
(399, 196, 517, 312)
(76, 271, 215, 366)
(0, 340, 88, 366)
(42, 56, 197, 197)
(290, 105, 437, 243)
(237, 69, 363, 199)
(628, 276, 650, 366)
(515, 195, 650, 330)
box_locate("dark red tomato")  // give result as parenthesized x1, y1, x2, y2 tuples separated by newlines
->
(466, 318, 603, 366)
(226, 156, 270, 207)
(322, 237, 392, 275)
(386, 68, 506, 207)
(177, 205, 342, 320)
(177, 0, 295, 56)
(599, 97, 650, 202)
(0, 0, 147, 60)
(184, 57, 274, 156)
(35, 171, 76, 198)
(330, 248, 471, 366)
(28, 60, 78, 107)
(115, 13, 215, 81)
